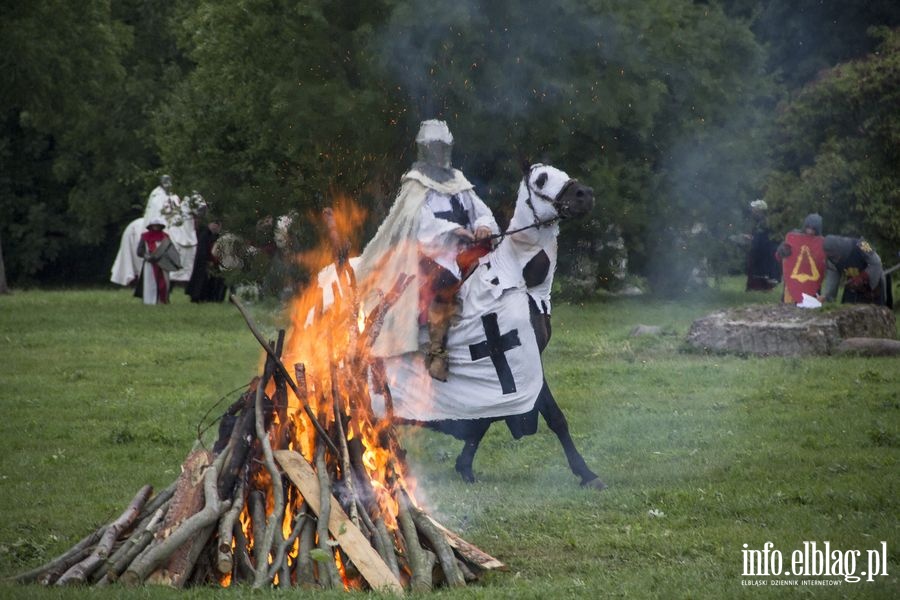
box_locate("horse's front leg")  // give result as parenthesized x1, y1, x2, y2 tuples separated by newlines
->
(455, 420, 492, 483)
(537, 380, 607, 490)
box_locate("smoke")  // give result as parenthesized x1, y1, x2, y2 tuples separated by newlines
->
(371, 0, 620, 117)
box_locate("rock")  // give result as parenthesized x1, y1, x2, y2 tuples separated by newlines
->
(685, 304, 896, 356)
(835, 337, 900, 356)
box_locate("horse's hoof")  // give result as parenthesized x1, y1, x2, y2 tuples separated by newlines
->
(581, 477, 607, 491)
(454, 460, 476, 483)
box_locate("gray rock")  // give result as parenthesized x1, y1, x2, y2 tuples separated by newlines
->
(835, 337, 900, 356)
(685, 304, 896, 356)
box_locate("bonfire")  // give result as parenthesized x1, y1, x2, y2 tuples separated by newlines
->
(16, 205, 503, 591)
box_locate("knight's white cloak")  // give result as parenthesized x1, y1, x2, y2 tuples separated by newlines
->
(110, 217, 145, 286)
(354, 167, 496, 358)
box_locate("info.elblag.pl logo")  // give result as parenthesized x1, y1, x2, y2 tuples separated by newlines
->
(741, 541, 889, 587)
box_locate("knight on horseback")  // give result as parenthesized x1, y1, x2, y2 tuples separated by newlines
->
(355, 120, 499, 380)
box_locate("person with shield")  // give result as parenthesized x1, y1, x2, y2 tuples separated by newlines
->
(776, 213, 825, 303)
(819, 235, 888, 306)
(135, 217, 181, 305)
(354, 120, 500, 381)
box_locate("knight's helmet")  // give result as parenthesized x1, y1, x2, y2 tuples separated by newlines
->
(160, 174, 173, 192)
(802, 213, 822, 236)
(415, 120, 454, 170)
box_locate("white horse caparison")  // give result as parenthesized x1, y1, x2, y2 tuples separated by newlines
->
(397, 163, 606, 490)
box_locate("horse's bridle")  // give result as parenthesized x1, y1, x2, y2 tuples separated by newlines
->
(523, 164, 581, 223)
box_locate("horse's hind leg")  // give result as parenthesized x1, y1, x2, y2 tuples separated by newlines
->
(537, 380, 607, 490)
(455, 420, 491, 483)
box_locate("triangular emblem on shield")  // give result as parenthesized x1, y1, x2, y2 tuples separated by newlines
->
(782, 232, 825, 303)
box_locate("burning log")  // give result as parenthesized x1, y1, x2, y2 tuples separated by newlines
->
(15, 210, 504, 591)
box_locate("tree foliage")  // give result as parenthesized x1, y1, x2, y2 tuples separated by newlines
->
(0, 0, 185, 284)
(765, 27, 900, 255)
(0, 1, 895, 291)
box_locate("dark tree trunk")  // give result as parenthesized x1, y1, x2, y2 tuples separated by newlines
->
(0, 232, 9, 294)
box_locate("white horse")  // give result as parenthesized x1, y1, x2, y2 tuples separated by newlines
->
(376, 164, 605, 489)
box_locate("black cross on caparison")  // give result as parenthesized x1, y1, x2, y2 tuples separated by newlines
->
(433, 194, 470, 228)
(468, 312, 521, 394)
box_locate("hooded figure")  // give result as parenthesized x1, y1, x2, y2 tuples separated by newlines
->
(820, 235, 887, 306)
(745, 200, 781, 291)
(354, 120, 499, 379)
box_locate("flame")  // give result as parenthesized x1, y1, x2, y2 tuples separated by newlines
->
(220, 197, 430, 588)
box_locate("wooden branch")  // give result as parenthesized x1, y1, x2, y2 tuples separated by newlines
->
(403, 490, 464, 587)
(216, 478, 245, 575)
(13, 525, 107, 585)
(56, 485, 153, 585)
(425, 514, 506, 571)
(103, 506, 166, 582)
(229, 294, 339, 454)
(275, 450, 403, 593)
(217, 388, 255, 499)
(120, 462, 230, 586)
(137, 481, 176, 523)
(266, 510, 308, 584)
(231, 518, 254, 584)
(328, 351, 359, 528)
(252, 369, 286, 589)
(371, 516, 401, 581)
(293, 512, 316, 586)
(314, 443, 342, 589)
(396, 488, 436, 592)
(248, 490, 266, 574)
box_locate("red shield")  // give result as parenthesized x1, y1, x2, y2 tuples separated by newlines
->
(782, 232, 825, 303)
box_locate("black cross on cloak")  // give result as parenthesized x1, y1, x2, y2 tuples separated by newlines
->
(433, 194, 470, 228)
(469, 312, 522, 394)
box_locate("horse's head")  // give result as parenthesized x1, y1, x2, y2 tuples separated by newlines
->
(522, 163, 594, 222)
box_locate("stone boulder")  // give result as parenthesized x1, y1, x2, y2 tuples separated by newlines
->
(685, 304, 897, 356)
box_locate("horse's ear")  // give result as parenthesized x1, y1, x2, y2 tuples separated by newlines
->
(520, 159, 531, 175)
(534, 171, 548, 189)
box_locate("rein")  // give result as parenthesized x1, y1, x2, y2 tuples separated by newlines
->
(486, 216, 559, 241)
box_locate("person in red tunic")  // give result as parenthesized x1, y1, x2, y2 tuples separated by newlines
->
(135, 218, 174, 305)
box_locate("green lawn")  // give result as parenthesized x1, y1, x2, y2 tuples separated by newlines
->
(0, 283, 897, 599)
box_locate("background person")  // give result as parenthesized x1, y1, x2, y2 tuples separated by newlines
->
(819, 235, 888, 306)
(135, 217, 177, 305)
(744, 199, 780, 291)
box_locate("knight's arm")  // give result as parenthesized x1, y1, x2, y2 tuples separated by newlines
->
(136, 239, 148, 258)
(466, 191, 500, 235)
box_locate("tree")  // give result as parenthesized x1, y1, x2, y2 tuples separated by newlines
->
(764, 27, 900, 254)
(154, 0, 403, 244)
(723, 0, 900, 89)
(0, 1, 126, 284)
(369, 0, 774, 293)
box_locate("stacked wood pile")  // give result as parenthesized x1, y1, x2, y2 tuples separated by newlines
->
(15, 238, 505, 591)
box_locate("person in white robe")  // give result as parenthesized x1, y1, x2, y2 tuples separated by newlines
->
(109, 217, 145, 286)
(143, 175, 198, 283)
(355, 120, 499, 380)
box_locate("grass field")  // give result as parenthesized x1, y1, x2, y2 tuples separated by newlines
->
(0, 282, 897, 599)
